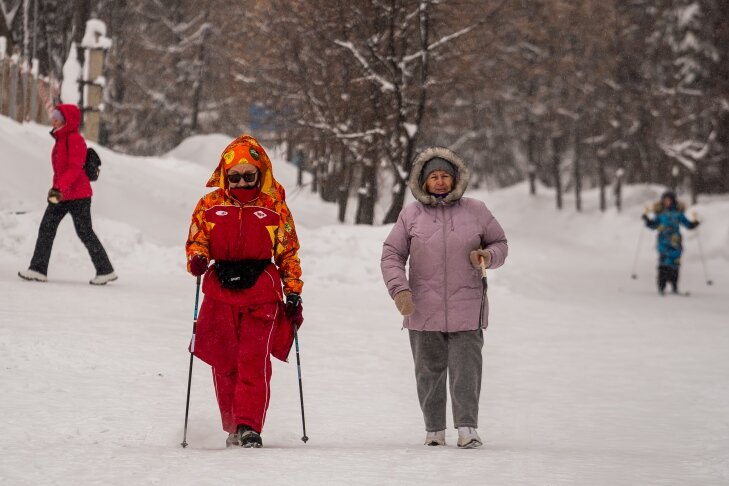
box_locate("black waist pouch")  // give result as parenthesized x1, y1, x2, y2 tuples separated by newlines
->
(214, 259, 271, 290)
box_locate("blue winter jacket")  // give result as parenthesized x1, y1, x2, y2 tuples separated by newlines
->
(643, 209, 698, 268)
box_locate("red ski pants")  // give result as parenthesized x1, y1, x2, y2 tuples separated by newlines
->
(209, 302, 279, 434)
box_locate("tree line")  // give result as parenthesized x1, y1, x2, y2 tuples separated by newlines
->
(2, 0, 728, 223)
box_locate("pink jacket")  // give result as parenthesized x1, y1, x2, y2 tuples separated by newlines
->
(51, 104, 92, 201)
(381, 147, 508, 332)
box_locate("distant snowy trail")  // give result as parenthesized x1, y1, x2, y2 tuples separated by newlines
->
(481, 197, 729, 485)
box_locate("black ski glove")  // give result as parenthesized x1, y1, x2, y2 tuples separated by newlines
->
(285, 293, 304, 328)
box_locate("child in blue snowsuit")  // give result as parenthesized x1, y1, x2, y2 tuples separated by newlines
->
(642, 191, 699, 294)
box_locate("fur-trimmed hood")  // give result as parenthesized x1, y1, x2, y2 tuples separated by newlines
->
(409, 147, 470, 206)
(652, 191, 686, 213)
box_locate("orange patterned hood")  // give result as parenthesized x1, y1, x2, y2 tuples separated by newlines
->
(206, 134, 286, 202)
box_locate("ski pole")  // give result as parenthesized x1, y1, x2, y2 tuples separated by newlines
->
(630, 225, 646, 280)
(478, 257, 488, 329)
(293, 324, 309, 443)
(181, 275, 202, 448)
(694, 225, 713, 286)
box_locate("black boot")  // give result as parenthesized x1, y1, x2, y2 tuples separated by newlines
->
(237, 424, 262, 448)
(670, 267, 680, 294)
(657, 266, 670, 295)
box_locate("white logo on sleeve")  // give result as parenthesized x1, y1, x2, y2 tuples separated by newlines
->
(215, 210, 228, 216)
(254, 211, 267, 219)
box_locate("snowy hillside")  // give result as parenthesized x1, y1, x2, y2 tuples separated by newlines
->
(1, 114, 728, 485)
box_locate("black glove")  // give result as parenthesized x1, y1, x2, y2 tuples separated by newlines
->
(285, 293, 304, 328)
(693, 220, 700, 228)
(47, 188, 62, 205)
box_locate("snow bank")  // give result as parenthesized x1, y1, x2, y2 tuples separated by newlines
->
(60, 43, 81, 104)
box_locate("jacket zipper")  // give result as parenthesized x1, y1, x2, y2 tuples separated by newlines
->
(441, 203, 448, 332)
(236, 204, 244, 255)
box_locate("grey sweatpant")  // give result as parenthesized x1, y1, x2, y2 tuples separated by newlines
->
(408, 329, 483, 431)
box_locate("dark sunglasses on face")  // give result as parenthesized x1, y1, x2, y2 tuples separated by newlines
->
(228, 171, 258, 183)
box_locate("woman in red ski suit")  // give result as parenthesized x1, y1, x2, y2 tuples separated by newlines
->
(185, 135, 303, 448)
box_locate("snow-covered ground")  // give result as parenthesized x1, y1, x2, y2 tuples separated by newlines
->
(1, 115, 728, 485)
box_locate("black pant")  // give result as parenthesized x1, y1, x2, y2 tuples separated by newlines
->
(29, 198, 114, 276)
(657, 265, 679, 293)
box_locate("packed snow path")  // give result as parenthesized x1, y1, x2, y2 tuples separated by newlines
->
(1, 117, 728, 485)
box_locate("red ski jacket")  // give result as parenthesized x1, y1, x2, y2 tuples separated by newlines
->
(51, 104, 92, 201)
(185, 135, 303, 362)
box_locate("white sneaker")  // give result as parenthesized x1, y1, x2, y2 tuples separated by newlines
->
(225, 432, 241, 448)
(18, 269, 47, 282)
(424, 430, 446, 446)
(457, 427, 482, 449)
(89, 272, 118, 285)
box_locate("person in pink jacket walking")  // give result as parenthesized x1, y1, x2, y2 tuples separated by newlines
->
(381, 147, 508, 448)
(18, 104, 116, 285)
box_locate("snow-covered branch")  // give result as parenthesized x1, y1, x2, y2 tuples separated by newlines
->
(659, 132, 716, 172)
(333, 40, 395, 92)
(0, 0, 20, 30)
(401, 24, 474, 64)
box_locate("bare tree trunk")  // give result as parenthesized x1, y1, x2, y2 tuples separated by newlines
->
(189, 12, 209, 133)
(23, 0, 31, 60)
(552, 135, 563, 210)
(671, 165, 679, 193)
(528, 165, 537, 195)
(383, 178, 407, 224)
(527, 120, 537, 196)
(355, 162, 377, 225)
(337, 158, 352, 223)
(32, 0, 38, 60)
(598, 155, 607, 212)
(614, 169, 624, 212)
(717, 112, 729, 192)
(72, 0, 91, 45)
(382, 3, 428, 225)
(311, 162, 318, 193)
(311, 143, 321, 193)
(573, 130, 582, 212)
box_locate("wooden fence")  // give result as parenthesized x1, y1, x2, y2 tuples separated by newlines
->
(0, 41, 54, 125)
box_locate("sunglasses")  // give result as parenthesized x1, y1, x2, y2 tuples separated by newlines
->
(228, 171, 258, 183)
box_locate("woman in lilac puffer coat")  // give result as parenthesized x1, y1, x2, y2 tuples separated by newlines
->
(381, 147, 508, 449)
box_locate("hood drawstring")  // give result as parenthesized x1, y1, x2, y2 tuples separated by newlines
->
(431, 199, 456, 230)
(449, 200, 461, 231)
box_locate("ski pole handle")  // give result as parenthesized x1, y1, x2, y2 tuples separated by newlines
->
(479, 257, 488, 280)
(479, 256, 488, 295)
